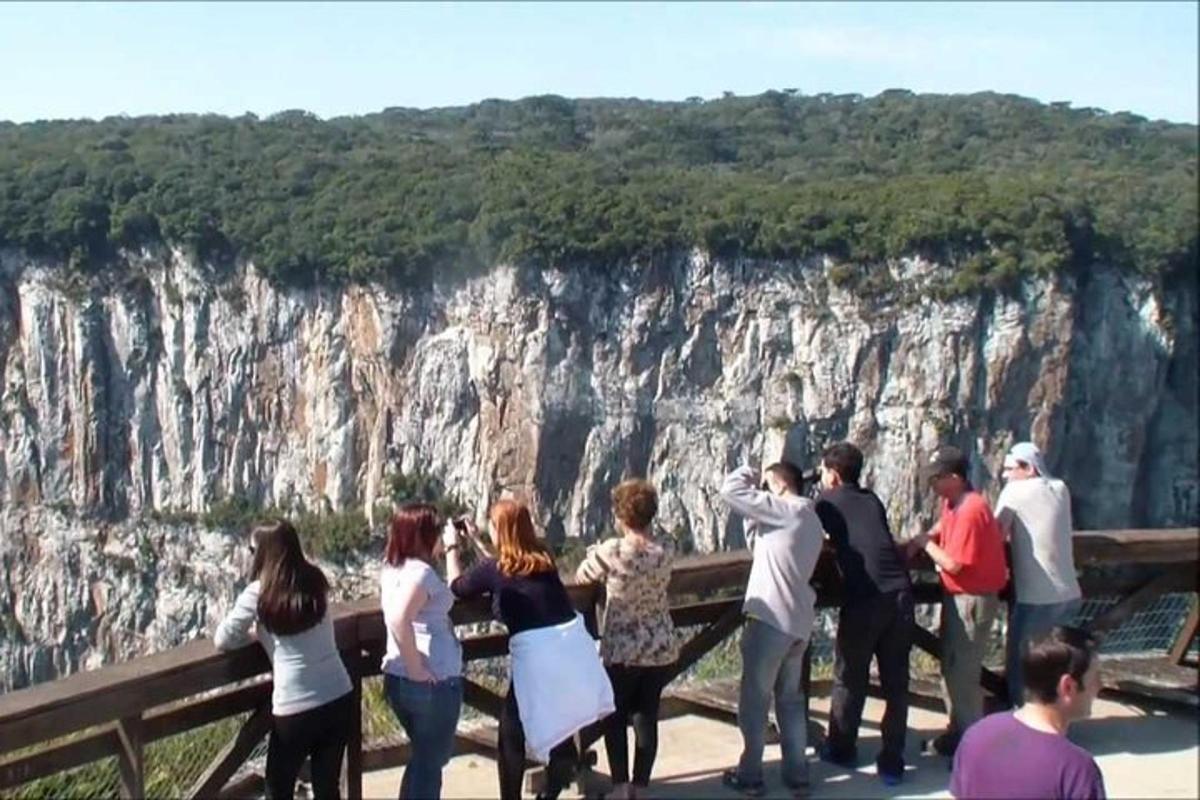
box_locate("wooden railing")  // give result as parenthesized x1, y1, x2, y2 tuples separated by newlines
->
(0, 528, 1196, 798)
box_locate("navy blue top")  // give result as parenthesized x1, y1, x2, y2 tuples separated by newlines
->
(450, 558, 576, 635)
(815, 485, 912, 603)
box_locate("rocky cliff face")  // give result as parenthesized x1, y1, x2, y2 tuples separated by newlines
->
(1, 249, 1196, 689)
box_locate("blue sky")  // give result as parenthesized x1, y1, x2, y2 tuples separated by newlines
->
(1, 1, 1196, 124)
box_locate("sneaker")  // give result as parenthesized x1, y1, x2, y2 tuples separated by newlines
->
(721, 769, 767, 797)
(877, 755, 905, 786)
(931, 731, 960, 757)
(818, 742, 857, 769)
(576, 768, 613, 798)
(783, 777, 812, 798)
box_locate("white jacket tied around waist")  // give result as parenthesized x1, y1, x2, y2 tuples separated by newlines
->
(509, 613, 615, 763)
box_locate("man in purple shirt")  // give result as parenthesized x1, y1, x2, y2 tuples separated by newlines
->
(951, 626, 1106, 799)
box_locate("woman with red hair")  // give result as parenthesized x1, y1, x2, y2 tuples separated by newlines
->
(380, 503, 466, 799)
(451, 500, 613, 800)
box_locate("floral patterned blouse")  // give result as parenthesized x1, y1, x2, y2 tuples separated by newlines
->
(576, 535, 680, 667)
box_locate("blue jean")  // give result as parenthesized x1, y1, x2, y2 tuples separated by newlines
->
(736, 618, 809, 787)
(384, 674, 463, 799)
(1006, 599, 1082, 705)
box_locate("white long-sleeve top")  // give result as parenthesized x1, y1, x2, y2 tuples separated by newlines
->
(995, 477, 1082, 605)
(214, 580, 353, 716)
(720, 465, 825, 641)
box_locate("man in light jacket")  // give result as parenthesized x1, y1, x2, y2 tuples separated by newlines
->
(720, 461, 825, 797)
(996, 441, 1082, 705)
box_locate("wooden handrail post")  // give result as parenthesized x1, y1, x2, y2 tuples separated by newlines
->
(187, 705, 272, 800)
(1168, 595, 1200, 665)
(116, 714, 144, 799)
(343, 651, 365, 800)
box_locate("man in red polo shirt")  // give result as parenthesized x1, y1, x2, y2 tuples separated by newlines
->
(910, 446, 1008, 757)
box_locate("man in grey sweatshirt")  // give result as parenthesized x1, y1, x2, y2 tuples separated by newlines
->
(720, 462, 826, 797)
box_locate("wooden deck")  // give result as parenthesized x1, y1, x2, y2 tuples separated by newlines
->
(362, 693, 1200, 799)
(0, 527, 1196, 798)
(1099, 655, 1200, 710)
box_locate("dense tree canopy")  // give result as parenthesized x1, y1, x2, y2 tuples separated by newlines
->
(0, 91, 1195, 291)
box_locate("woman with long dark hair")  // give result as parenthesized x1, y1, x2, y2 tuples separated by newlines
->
(380, 503, 465, 799)
(215, 520, 353, 800)
(450, 500, 614, 800)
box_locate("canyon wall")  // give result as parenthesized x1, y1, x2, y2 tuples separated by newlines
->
(1, 249, 1195, 688)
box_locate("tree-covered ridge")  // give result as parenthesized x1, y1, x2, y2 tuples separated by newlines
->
(0, 90, 1195, 290)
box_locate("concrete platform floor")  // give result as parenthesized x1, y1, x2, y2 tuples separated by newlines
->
(363, 694, 1199, 799)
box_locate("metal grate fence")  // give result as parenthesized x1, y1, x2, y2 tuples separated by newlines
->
(683, 592, 1199, 683)
(1073, 592, 1197, 655)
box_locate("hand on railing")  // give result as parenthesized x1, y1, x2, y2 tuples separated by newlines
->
(902, 534, 936, 570)
(902, 534, 927, 563)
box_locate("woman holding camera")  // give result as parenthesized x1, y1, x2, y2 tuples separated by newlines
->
(380, 503, 467, 800)
(451, 500, 614, 800)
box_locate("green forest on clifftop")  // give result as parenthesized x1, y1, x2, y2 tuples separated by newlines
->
(0, 90, 1196, 293)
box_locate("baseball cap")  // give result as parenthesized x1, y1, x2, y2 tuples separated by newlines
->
(922, 445, 969, 483)
(1004, 441, 1050, 477)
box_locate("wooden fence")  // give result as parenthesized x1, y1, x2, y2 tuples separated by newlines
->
(0, 528, 1196, 798)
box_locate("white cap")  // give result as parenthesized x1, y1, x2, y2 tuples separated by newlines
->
(1004, 441, 1050, 477)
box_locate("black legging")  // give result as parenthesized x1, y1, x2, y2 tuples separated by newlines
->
(499, 685, 579, 800)
(604, 663, 673, 786)
(265, 691, 353, 800)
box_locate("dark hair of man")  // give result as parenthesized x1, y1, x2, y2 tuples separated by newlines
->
(251, 520, 330, 636)
(765, 461, 804, 493)
(1022, 626, 1098, 704)
(821, 442, 864, 485)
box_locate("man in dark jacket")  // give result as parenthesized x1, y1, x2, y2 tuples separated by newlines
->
(815, 441, 914, 786)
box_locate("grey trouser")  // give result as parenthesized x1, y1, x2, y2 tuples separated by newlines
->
(736, 618, 809, 787)
(939, 592, 999, 736)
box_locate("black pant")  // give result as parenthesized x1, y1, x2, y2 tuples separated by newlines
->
(827, 589, 914, 774)
(604, 663, 673, 786)
(266, 691, 354, 800)
(499, 685, 579, 800)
